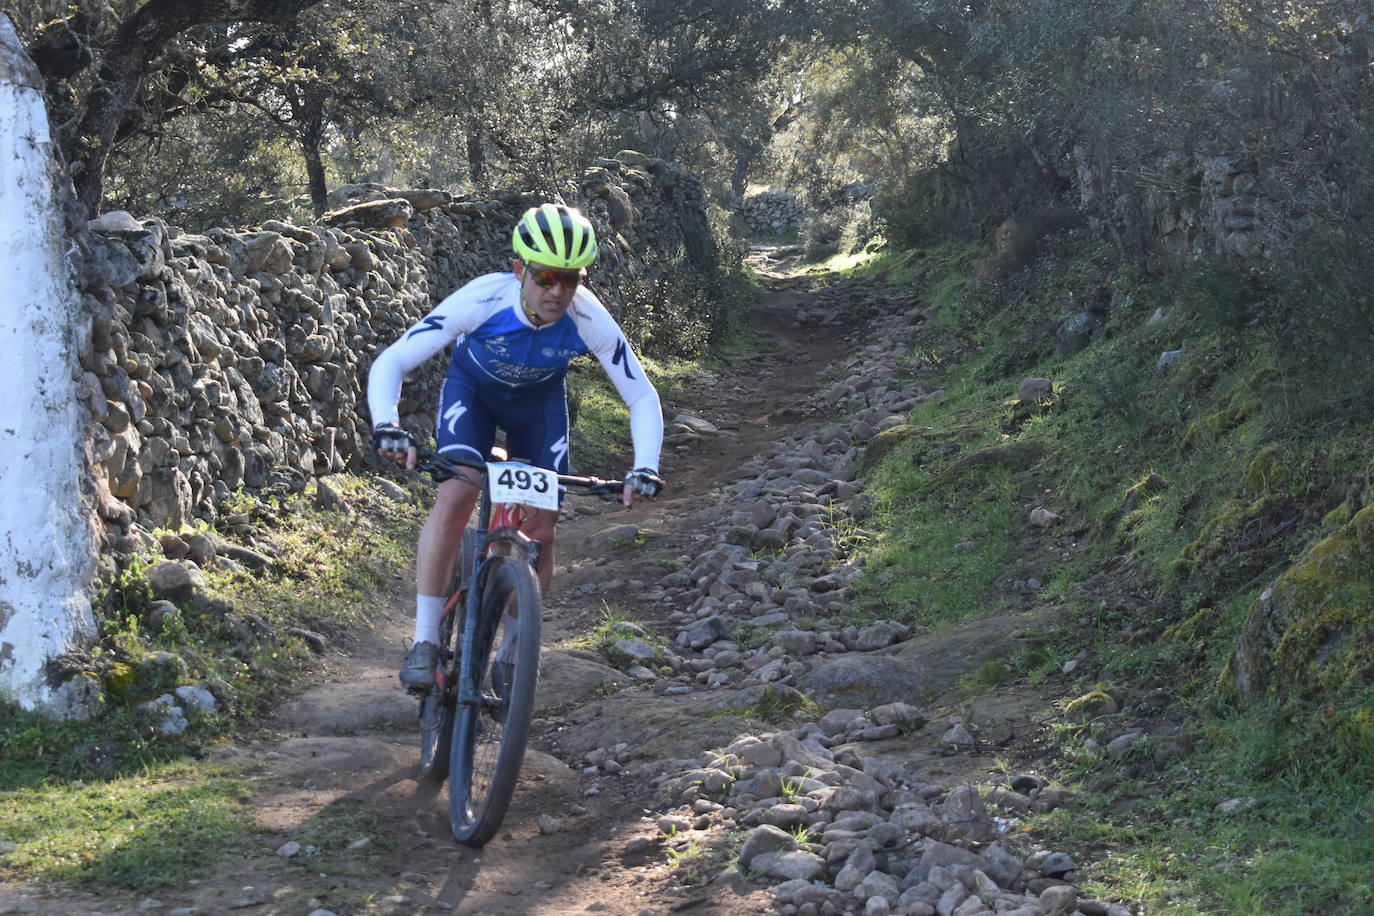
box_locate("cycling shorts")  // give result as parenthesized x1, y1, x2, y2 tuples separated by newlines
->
(434, 362, 571, 476)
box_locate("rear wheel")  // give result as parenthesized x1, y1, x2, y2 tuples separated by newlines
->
(448, 555, 541, 845)
(419, 527, 485, 783)
(417, 591, 462, 784)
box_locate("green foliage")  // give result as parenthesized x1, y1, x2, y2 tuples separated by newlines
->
(801, 199, 878, 261)
(6, 476, 425, 786)
(874, 168, 982, 251)
(750, 685, 812, 723)
(1219, 504, 1374, 782)
(568, 352, 701, 471)
(0, 473, 435, 889)
(705, 686, 814, 724)
(562, 604, 666, 660)
(0, 702, 188, 792)
(1028, 704, 1374, 915)
(1173, 215, 1374, 426)
(665, 828, 742, 885)
(24, 0, 803, 223)
(961, 659, 1011, 690)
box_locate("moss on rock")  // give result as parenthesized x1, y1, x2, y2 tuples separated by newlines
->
(1064, 688, 1119, 722)
(857, 424, 929, 476)
(1181, 391, 1261, 450)
(1243, 445, 1290, 495)
(1173, 494, 1297, 583)
(945, 440, 1044, 475)
(1231, 501, 1374, 704)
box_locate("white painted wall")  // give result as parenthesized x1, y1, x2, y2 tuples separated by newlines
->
(0, 16, 99, 718)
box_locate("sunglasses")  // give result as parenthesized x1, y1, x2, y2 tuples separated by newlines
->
(526, 266, 583, 289)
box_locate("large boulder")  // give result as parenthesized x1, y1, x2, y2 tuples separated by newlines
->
(798, 656, 928, 710)
(536, 650, 624, 708)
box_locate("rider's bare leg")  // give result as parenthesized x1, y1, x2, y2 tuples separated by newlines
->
(401, 468, 485, 687)
(416, 471, 480, 599)
(520, 507, 557, 595)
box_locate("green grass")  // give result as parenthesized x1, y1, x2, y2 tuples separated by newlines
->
(704, 685, 816, 723)
(277, 799, 393, 877)
(661, 828, 743, 886)
(209, 475, 424, 629)
(838, 240, 982, 290)
(1024, 720, 1374, 915)
(0, 761, 256, 890)
(801, 246, 882, 276)
(134, 476, 427, 720)
(560, 603, 664, 656)
(850, 416, 1018, 626)
(959, 659, 1011, 689)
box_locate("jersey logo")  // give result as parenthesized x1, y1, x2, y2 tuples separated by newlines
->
(443, 400, 468, 435)
(612, 339, 637, 380)
(407, 314, 445, 339)
(550, 435, 569, 472)
(483, 335, 512, 357)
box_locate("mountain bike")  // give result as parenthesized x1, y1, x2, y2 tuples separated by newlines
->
(410, 447, 620, 845)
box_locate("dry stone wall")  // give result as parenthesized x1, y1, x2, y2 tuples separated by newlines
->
(77, 152, 708, 564)
(737, 191, 806, 234)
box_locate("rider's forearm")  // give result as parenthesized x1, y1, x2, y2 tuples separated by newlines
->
(626, 387, 664, 472)
(366, 343, 409, 427)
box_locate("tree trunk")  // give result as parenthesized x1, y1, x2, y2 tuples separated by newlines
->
(0, 16, 100, 719)
(300, 93, 328, 217)
(730, 154, 751, 206)
(70, 0, 325, 216)
(467, 123, 486, 185)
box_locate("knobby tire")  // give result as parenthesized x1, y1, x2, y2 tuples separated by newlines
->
(417, 605, 459, 784)
(448, 555, 541, 846)
(417, 528, 484, 784)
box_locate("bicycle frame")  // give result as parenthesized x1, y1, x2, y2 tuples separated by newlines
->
(453, 494, 535, 712)
(415, 450, 616, 705)
(426, 460, 549, 698)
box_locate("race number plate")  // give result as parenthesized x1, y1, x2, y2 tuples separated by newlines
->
(486, 462, 559, 510)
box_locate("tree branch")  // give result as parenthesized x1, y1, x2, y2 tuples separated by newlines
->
(72, 0, 325, 215)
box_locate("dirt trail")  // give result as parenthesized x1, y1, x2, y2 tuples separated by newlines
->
(12, 255, 1066, 916)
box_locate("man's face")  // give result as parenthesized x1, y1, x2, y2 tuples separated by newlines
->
(515, 259, 584, 325)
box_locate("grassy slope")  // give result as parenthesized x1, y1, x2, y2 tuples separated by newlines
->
(837, 235, 1374, 914)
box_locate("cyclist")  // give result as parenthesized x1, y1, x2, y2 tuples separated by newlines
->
(367, 202, 665, 690)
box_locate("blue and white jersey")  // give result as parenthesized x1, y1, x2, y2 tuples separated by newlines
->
(367, 272, 663, 471)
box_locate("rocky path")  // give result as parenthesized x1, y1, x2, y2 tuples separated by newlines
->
(7, 257, 1131, 916)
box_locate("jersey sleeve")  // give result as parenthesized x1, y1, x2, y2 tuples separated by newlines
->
(366, 273, 512, 427)
(571, 292, 665, 472)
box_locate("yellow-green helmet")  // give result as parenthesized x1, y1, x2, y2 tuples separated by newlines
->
(512, 203, 598, 269)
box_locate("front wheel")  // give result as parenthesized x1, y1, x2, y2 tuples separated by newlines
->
(448, 555, 541, 845)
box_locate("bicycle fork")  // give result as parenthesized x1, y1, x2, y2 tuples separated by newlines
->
(455, 566, 490, 712)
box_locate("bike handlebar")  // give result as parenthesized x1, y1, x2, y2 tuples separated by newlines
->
(412, 448, 623, 501)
